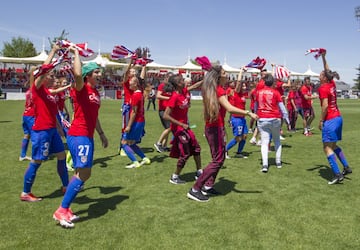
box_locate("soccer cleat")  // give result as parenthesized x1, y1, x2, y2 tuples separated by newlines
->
(225, 152, 231, 159)
(276, 162, 282, 169)
(235, 153, 248, 159)
(140, 157, 151, 166)
(119, 148, 126, 156)
(328, 173, 344, 185)
(201, 187, 221, 196)
(19, 156, 32, 161)
(20, 192, 42, 202)
(187, 189, 209, 202)
(68, 208, 80, 222)
(169, 176, 186, 185)
(195, 170, 203, 180)
(153, 143, 163, 153)
(261, 165, 269, 173)
(125, 161, 141, 169)
(280, 135, 285, 141)
(53, 207, 74, 228)
(342, 167, 352, 176)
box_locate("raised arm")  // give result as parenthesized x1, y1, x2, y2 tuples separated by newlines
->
(321, 52, 329, 72)
(71, 46, 83, 91)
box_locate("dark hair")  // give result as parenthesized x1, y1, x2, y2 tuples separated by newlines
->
(324, 70, 340, 81)
(264, 74, 274, 86)
(304, 76, 310, 81)
(164, 74, 181, 92)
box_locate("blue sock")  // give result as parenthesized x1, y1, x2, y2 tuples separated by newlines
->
(20, 138, 29, 157)
(334, 147, 349, 168)
(327, 154, 340, 175)
(237, 140, 246, 153)
(23, 162, 41, 193)
(61, 176, 84, 208)
(130, 144, 146, 159)
(123, 144, 137, 161)
(226, 138, 237, 152)
(57, 159, 69, 187)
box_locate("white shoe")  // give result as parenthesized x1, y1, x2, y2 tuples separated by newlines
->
(125, 161, 141, 169)
(256, 140, 262, 146)
(19, 156, 32, 161)
(280, 135, 285, 140)
(225, 152, 231, 159)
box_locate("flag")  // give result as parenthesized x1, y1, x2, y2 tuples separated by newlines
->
(58, 40, 94, 57)
(195, 56, 212, 71)
(274, 65, 290, 79)
(134, 58, 153, 66)
(246, 57, 266, 70)
(305, 48, 326, 60)
(111, 45, 135, 59)
(33, 50, 69, 78)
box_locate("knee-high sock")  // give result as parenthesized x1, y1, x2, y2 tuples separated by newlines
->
(327, 153, 340, 175)
(130, 144, 146, 159)
(23, 162, 41, 193)
(237, 140, 246, 154)
(123, 144, 137, 162)
(334, 147, 349, 168)
(61, 176, 84, 208)
(20, 138, 30, 157)
(57, 159, 69, 187)
(226, 138, 237, 152)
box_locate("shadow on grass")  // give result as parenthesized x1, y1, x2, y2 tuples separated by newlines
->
(93, 153, 119, 168)
(141, 147, 155, 153)
(72, 185, 129, 223)
(0, 120, 12, 123)
(215, 177, 263, 195)
(148, 154, 169, 163)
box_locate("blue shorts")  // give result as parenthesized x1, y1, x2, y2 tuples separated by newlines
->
(31, 128, 65, 160)
(123, 121, 145, 142)
(322, 116, 342, 143)
(230, 116, 248, 137)
(67, 135, 94, 168)
(22, 116, 35, 135)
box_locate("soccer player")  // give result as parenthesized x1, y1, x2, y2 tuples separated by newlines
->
(53, 48, 108, 228)
(318, 51, 351, 185)
(163, 75, 203, 184)
(225, 67, 249, 158)
(187, 63, 258, 202)
(154, 72, 174, 153)
(122, 76, 151, 169)
(255, 74, 289, 173)
(299, 77, 318, 136)
(20, 44, 69, 202)
(19, 76, 35, 162)
(118, 59, 146, 156)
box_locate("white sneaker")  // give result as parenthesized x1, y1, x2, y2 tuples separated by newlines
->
(125, 161, 141, 169)
(256, 140, 262, 146)
(280, 135, 285, 140)
(19, 156, 31, 161)
(225, 152, 231, 159)
(235, 153, 248, 159)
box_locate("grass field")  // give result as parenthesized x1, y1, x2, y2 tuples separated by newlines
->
(1, 98, 360, 249)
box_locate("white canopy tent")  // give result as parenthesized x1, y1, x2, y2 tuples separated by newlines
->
(83, 53, 127, 68)
(222, 62, 240, 73)
(0, 49, 48, 64)
(146, 61, 176, 70)
(177, 58, 202, 71)
(303, 65, 319, 77)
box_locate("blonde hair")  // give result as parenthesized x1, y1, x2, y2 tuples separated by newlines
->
(201, 65, 222, 122)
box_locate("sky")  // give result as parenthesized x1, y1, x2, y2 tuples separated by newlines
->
(1, 0, 359, 85)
